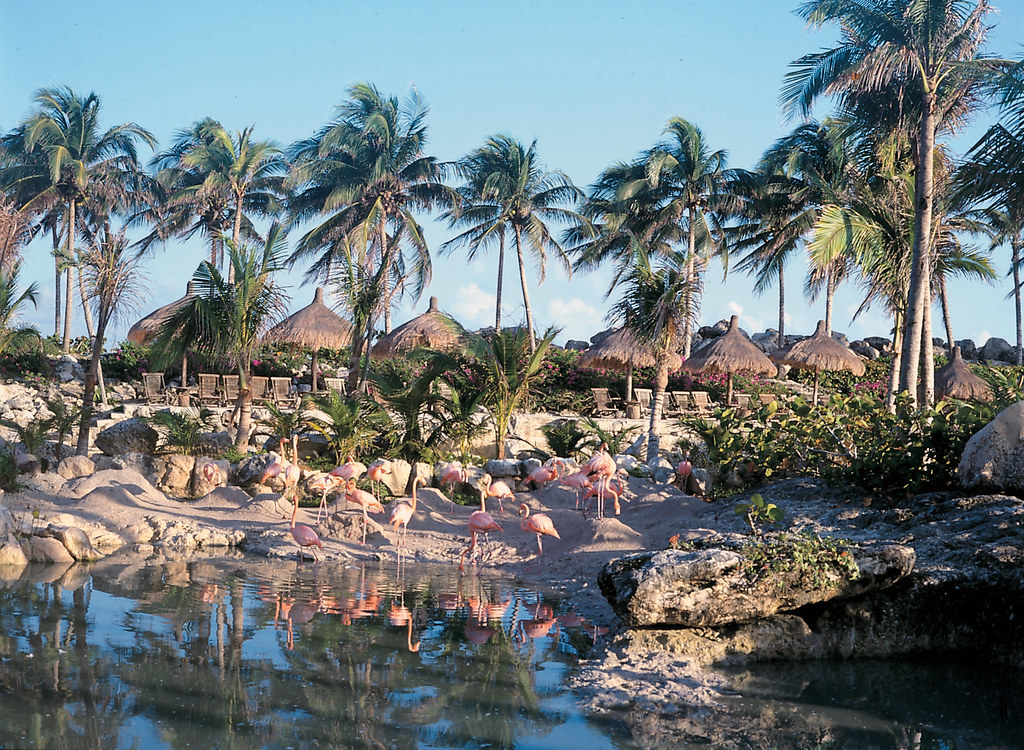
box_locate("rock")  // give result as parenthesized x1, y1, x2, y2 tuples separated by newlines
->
(110, 453, 162, 487)
(830, 330, 850, 346)
(192, 457, 230, 497)
(698, 325, 723, 340)
(15, 451, 40, 475)
(233, 453, 280, 487)
(57, 455, 95, 480)
(483, 459, 520, 479)
(380, 459, 412, 497)
(197, 431, 233, 456)
(94, 418, 159, 456)
(159, 454, 196, 496)
(959, 400, 1024, 493)
(864, 336, 891, 352)
(980, 337, 1014, 362)
(21, 535, 75, 564)
(565, 339, 590, 351)
(590, 328, 615, 346)
(851, 344, 880, 360)
(599, 540, 915, 628)
(956, 339, 978, 360)
(0, 503, 28, 566)
(687, 467, 713, 497)
(616, 454, 639, 473)
(37, 524, 102, 561)
(410, 461, 434, 490)
(521, 457, 542, 476)
(751, 330, 782, 353)
(648, 456, 676, 484)
(624, 432, 648, 459)
(54, 355, 85, 383)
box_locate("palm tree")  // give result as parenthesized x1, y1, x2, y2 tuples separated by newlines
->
(610, 245, 695, 462)
(13, 87, 154, 353)
(0, 261, 40, 357)
(76, 227, 145, 454)
(144, 119, 287, 281)
(783, 0, 1002, 405)
(151, 223, 290, 451)
(644, 117, 730, 358)
(287, 82, 457, 332)
(444, 135, 583, 345)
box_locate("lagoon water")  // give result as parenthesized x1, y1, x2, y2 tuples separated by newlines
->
(2, 558, 1023, 749)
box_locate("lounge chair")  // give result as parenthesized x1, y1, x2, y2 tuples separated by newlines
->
(222, 375, 241, 405)
(633, 388, 653, 414)
(324, 377, 346, 397)
(197, 374, 221, 405)
(668, 391, 690, 416)
(141, 372, 172, 405)
(591, 387, 623, 417)
(249, 376, 270, 404)
(689, 391, 714, 416)
(270, 377, 297, 407)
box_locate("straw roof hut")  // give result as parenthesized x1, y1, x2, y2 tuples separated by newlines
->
(371, 297, 464, 359)
(770, 320, 866, 404)
(935, 346, 992, 401)
(265, 287, 354, 392)
(127, 281, 196, 346)
(580, 327, 681, 401)
(682, 315, 775, 403)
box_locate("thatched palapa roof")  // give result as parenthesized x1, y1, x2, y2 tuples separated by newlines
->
(265, 287, 354, 349)
(771, 320, 866, 376)
(935, 346, 992, 401)
(127, 281, 196, 346)
(579, 327, 682, 371)
(683, 315, 775, 376)
(371, 297, 464, 358)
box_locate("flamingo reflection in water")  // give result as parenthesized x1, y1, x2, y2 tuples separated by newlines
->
(387, 602, 421, 653)
(459, 510, 503, 575)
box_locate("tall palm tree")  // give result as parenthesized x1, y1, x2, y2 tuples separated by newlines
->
(610, 245, 695, 462)
(143, 119, 287, 281)
(6, 87, 154, 353)
(644, 117, 730, 358)
(783, 0, 1002, 406)
(76, 227, 145, 454)
(444, 135, 582, 346)
(151, 223, 290, 451)
(288, 83, 457, 333)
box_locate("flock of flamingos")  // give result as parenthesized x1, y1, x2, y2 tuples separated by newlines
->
(200, 437, 695, 571)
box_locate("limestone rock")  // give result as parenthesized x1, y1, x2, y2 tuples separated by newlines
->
(192, 457, 230, 497)
(959, 400, 1024, 493)
(599, 540, 915, 628)
(159, 454, 196, 496)
(0, 503, 28, 566)
(687, 467, 713, 497)
(58, 455, 96, 480)
(94, 418, 159, 456)
(22, 535, 75, 563)
(15, 451, 40, 475)
(981, 337, 1014, 363)
(233, 453, 280, 487)
(956, 339, 978, 360)
(483, 458, 520, 479)
(380, 459, 412, 497)
(38, 524, 102, 561)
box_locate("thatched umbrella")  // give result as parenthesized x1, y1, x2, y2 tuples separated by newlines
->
(370, 296, 464, 359)
(127, 281, 196, 384)
(580, 327, 681, 401)
(935, 346, 992, 401)
(771, 320, 866, 404)
(682, 315, 776, 404)
(265, 287, 355, 392)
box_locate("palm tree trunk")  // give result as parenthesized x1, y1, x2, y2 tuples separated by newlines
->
(310, 348, 319, 392)
(682, 210, 697, 359)
(886, 312, 903, 414)
(229, 196, 243, 285)
(938, 274, 955, 352)
(210, 234, 219, 269)
(76, 267, 107, 406)
(379, 222, 393, 334)
(1013, 240, 1022, 365)
(52, 226, 61, 337)
(645, 351, 670, 462)
(76, 321, 104, 455)
(919, 273, 934, 407)
(777, 263, 786, 348)
(495, 231, 506, 331)
(62, 199, 76, 354)
(513, 224, 536, 352)
(898, 88, 937, 405)
(825, 266, 835, 335)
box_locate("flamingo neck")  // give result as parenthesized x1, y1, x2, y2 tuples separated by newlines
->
(290, 499, 298, 528)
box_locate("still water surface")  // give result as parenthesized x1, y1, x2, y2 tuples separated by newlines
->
(2, 558, 1024, 749)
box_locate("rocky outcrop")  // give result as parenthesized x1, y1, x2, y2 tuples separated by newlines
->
(94, 418, 160, 456)
(599, 540, 914, 627)
(959, 400, 1024, 493)
(58, 455, 96, 480)
(232, 453, 280, 487)
(158, 454, 195, 496)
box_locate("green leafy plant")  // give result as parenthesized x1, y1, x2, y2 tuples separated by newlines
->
(304, 389, 390, 463)
(738, 532, 860, 591)
(370, 353, 454, 463)
(257, 400, 311, 460)
(541, 419, 590, 461)
(581, 416, 640, 456)
(1, 416, 50, 457)
(734, 493, 784, 535)
(44, 395, 81, 463)
(0, 449, 19, 489)
(439, 378, 491, 463)
(143, 408, 215, 456)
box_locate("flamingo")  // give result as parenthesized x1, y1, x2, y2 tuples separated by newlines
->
(330, 454, 366, 482)
(345, 479, 385, 544)
(676, 451, 693, 489)
(439, 461, 468, 512)
(308, 473, 344, 522)
(366, 459, 391, 498)
(289, 495, 323, 563)
(582, 471, 627, 517)
(201, 461, 225, 501)
(559, 470, 593, 510)
(518, 503, 560, 556)
(480, 473, 514, 514)
(389, 476, 425, 549)
(583, 445, 617, 518)
(527, 459, 563, 490)
(458, 510, 504, 575)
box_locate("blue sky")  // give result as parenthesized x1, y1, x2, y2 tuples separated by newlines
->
(3, 1, 1022, 347)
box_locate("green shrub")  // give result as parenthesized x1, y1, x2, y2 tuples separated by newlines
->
(541, 419, 590, 461)
(103, 342, 151, 381)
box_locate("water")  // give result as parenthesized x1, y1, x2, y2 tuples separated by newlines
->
(0, 559, 628, 750)
(3, 559, 1024, 749)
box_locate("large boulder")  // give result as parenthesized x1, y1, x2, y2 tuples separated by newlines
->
(483, 458, 520, 479)
(956, 339, 979, 360)
(94, 418, 160, 456)
(959, 400, 1024, 493)
(57, 455, 95, 480)
(380, 459, 412, 497)
(980, 337, 1014, 363)
(599, 540, 915, 628)
(158, 454, 196, 496)
(0, 501, 29, 566)
(233, 453, 280, 487)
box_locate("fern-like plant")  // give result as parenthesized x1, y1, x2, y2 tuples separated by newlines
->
(144, 408, 215, 456)
(581, 416, 640, 455)
(257, 400, 311, 460)
(0, 416, 49, 456)
(541, 419, 590, 461)
(44, 395, 81, 463)
(304, 390, 390, 464)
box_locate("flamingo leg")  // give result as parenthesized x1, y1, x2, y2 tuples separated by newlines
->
(536, 533, 543, 556)
(361, 507, 368, 545)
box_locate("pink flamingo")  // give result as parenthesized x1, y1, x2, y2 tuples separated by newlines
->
(559, 470, 593, 510)
(289, 495, 323, 563)
(389, 476, 425, 549)
(583, 445, 617, 518)
(582, 471, 627, 517)
(201, 461, 225, 501)
(527, 459, 563, 490)
(366, 459, 391, 498)
(676, 451, 693, 489)
(330, 454, 366, 482)
(344, 479, 384, 544)
(458, 510, 504, 575)
(518, 502, 560, 556)
(308, 473, 344, 522)
(480, 473, 514, 514)
(439, 461, 468, 512)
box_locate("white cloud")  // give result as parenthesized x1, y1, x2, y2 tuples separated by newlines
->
(452, 283, 496, 324)
(975, 329, 992, 345)
(728, 301, 744, 316)
(547, 297, 602, 342)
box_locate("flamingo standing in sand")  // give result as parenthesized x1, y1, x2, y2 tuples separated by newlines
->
(559, 470, 593, 510)
(439, 461, 467, 512)
(201, 461, 225, 501)
(289, 495, 323, 563)
(308, 473, 345, 522)
(518, 503, 560, 556)
(366, 459, 391, 498)
(389, 476, 425, 549)
(582, 471, 627, 517)
(676, 451, 693, 489)
(480, 473, 514, 514)
(330, 454, 366, 483)
(527, 459, 563, 490)
(344, 479, 385, 544)
(583, 444, 617, 518)
(459, 510, 504, 575)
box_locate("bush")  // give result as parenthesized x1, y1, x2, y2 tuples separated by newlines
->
(103, 342, 151, 382)
(0, 351, 53, 381)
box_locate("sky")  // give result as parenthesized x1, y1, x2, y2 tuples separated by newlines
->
(2, 0, 1022, 348)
